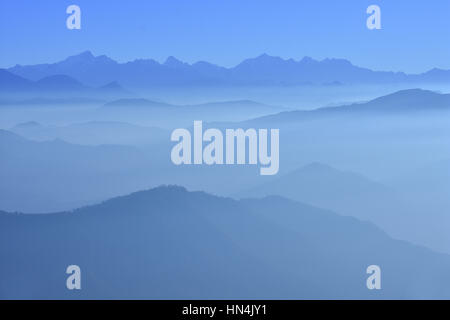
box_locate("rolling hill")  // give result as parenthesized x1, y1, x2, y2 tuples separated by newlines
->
(98, 98, 285, 127)
(1, 185, 450, 299)
(241, 89, 450, 126)
(0, 129, 159, 212)
(238, 162, 399, 222)
(10, 121, 169, 146)
(0, 68, 129, 96)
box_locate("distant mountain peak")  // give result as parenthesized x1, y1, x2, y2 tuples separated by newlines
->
(255, 53, 283, 61)
(127, 58, 159, 66)
(371, 88, 442, 103)
(391, 88, 435, 95)
(78, 50, 94, 58)
(192, 60, 216, 67)
(234, 54, 290, 71)
(63, 51, 116, 66)
(97, 81, 130, 95)
(241, 54, 285, 64)
(300, 56, 317, 63)
(65, 50, 95, 61)
(321, 57, 352, 66)
(94, 185, 192, 209)
(164, 56, 186, 67)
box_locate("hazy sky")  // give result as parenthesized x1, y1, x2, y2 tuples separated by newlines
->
(1, 0, 449, 73)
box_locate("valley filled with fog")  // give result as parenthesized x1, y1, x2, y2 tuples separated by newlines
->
(1, 52, 450, 298)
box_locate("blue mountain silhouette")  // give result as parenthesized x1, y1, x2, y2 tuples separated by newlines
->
(0, 68, 127, 95)
(35, 74, 87, 91)
(10, 120, 168, 147)
(0, 129, 153, 212)
(238, 162, 405, 237)
(0, 69, 33, 91)
(241, 89, 450, 125)
(1, 185, 450, 299)
(99, 98, 285, 127)
(6, 51, 450, 87)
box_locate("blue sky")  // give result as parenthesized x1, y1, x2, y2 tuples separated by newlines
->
(0, 0, 449, 73)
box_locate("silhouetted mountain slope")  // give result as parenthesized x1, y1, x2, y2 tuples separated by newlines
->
(0, 97, 104, 106)
(0, 129, 157, 212)
(242, 89, 450, 126)
(352, 88, 450, 112)
(239, 162, 398, 222)
(411, 68, 450, 83)
(98, 81, 130, 95)
(0, 70, 86, 93)
(7, 51, 450, 87)
(35, 74, 87, 91)
(0, 68, 129, 96)
(10, 121, 168, 146)
(7, 51, 117, 83)
(228, 54, 407, 85)
(0, 69, 33, 91)
(0, 128, 27, 143)
(1, 185, 450, 299)
(102, 98, 280, 112)
(236, 162, 426, 247)
(103, 98, 174, 108)
(99, 98, 284, 127)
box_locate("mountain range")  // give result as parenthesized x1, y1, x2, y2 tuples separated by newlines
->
(0, 68, 129, 96)
(2, 185, 450, 299)
(5, 51, 450, 88)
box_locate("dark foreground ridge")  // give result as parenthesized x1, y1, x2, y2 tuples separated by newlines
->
(1, 185, 450, 299)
